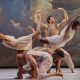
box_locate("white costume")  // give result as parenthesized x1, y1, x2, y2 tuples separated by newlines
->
(2, 34, 32, 50)
(23, 50, 53, 79)
(2, 33, 53, 79)
(46, 25, 74, 50)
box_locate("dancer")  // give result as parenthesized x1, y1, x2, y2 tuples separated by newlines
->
(19, 13, 63, 79)
(39, 14, 79, 73)
(0, 22, 63, 79)
(34, 8, 76, 73)
(39, 16, 80, 74)
(0, 30, 40, 79)
(21, 27, 63, 80)
(43, 14, 76, 73)
(29, 25, 63, 73)
(23, 49, 63, 80)
(39, 15, 80, 53)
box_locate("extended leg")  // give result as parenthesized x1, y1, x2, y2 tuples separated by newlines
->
(61, 48, 76, 73)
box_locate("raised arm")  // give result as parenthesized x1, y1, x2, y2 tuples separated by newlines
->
(32, 23, 41, 40)
(58, 8, 69, 30)
(34, 10, 42, 24)
(31, 10, 43, 40)
(66, 15, 80, 32)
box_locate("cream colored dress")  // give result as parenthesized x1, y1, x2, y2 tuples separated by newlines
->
(46, 25, 74, 51)
(2, 34, 32, 50)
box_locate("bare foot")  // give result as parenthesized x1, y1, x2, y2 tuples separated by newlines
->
(56, 69, 63, 73)
(71, 69, 76, 73)
(56, 72, 63, 78)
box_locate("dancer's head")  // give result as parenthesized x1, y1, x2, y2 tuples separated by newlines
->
(72, 20, 80, 30)
(55, 49, 64, 58)
(47, 15, 55, 24)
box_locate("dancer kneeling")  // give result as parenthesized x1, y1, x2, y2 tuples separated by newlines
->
(22, 50, 63, 80)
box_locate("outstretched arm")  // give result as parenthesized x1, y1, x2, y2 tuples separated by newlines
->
(32, 10, 43, 40)
(58, 8, 69, 29)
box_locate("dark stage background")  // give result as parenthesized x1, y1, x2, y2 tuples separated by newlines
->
(0, 0, 80, 67)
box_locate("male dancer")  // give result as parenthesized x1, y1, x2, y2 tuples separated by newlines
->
(39, 15, 80, 59)
(36, 8, 76, 73)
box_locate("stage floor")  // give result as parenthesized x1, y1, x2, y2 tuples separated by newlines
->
(0, 68, 80, 80)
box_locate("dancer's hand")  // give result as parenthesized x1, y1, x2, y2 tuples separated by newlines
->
(28, 26, 35, 33)
(58, 8, 65, 11)
(34, 10, 42, 24)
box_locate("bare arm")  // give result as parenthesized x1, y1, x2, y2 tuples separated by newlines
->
(32, 31, 40, 40)
(33, 10, 43, 39)
(34, 10, 42, 24)
(58, 8, 69, 30)
(28, 26, 40, 40)
(26, 55, 39, 79)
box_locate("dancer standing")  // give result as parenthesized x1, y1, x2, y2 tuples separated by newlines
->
(34, 8, 76, 73)
(39, 15, 80, 53)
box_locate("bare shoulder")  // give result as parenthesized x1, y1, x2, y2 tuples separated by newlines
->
(42, 23, 48, 29)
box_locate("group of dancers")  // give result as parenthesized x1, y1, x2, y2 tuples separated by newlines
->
(0, 8, 80, 80)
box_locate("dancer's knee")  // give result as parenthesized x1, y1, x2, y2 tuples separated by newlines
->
(16, 54, 24, 60)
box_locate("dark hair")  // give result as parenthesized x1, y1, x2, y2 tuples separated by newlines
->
(47, 15, 53, 24)
(55, 49, 64, 58)
(72, 20, 80, 30)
